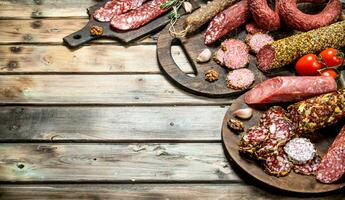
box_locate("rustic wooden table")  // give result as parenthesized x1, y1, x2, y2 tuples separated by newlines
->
(0, 0, 343, 199)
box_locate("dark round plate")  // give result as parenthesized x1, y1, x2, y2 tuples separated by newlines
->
(221, 94, 345, 194)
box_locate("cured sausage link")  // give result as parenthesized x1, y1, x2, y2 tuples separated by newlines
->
(93, 0, 147, 22)
(257, 21, 345, 72)
(184, 0, 237, 34)
(316, 125, 345, 183)
(110, 0, 169, 30)
(204, 0, 250, 45)
(278, 0, 342, 31)
(244, 76, 337, 105)
(287, 88, 345, 135)
(249, 0, 281, 31)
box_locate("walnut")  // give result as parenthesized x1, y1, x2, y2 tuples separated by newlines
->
(205, 69, 219, 82)
(90, 26, 103, 36)
(227, 119, 244, 132)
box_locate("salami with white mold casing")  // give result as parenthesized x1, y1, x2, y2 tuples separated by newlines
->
(278, 0, 342, 31)
(257, 21, 345, 72)
(287, 88, 345, 135)
(204, 0, 250, 45)
(110, 0, 169, 30)
(244, 76, 337, 105)
(316, 125, 345, 183)
(93, 0, 147, 22)
(249, 0, 281, 31)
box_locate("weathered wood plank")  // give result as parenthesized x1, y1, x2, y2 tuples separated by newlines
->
(0, 19, 156, 44)
(0, 75, 232, 105)
(0, 184, 342, 199)
(0, 45, 190, 73)
(0, 0, 95, 19)
(0, 106, 227, 141)
(0, 143, 239, 182)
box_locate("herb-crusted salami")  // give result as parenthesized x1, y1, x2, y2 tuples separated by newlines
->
(287, 88, 345, 135)
(257, 21, 345, 72)
(316, 125, 345, 183)
(204, 0, 250, 45)
(110, 0, 168, 30)
(263, 150, 293, 177)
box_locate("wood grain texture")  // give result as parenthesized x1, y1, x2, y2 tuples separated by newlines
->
(0, 75, 233, 105)
(0, 0, 95, 19)
(0, 143, 239, 182)
(0, 106, 227, 141)
(0, 184, 343, 199)
(0, 45, 190, 73)
(0, 19, 155, 44)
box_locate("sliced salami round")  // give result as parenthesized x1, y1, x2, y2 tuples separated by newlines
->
(284, 138, 316, 164)
(213, 48, 225, 66)
(259, 106, 287, 128)
(294, 155, 321, 176)
(255, 139, 279, 160)
(267, 118, 295, 144)
(226, 68, 255, 90)
(263, 150, 293, 177)
(221, 39, 249, 70)
(246, 33, 274, 54)
(241, 126, 269, 148)
(316, 147, 345, 183)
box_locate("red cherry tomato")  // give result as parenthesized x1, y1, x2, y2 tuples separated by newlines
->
(320, 69, 338, 78)
(319, 48, 344, 67)
(295, 54, 324, 76)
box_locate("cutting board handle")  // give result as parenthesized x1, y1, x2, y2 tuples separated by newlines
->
(63, 24, 98, 48)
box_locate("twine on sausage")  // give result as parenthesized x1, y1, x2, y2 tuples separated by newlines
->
(167, 3, 189, 38)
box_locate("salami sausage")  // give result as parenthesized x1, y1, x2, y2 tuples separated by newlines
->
(245, 33, 274, 54)
(316, 125, 345, 183)
(222, 39, 250, 70)
(93, 0, 147, 22)
(278, 0, 342, 31)
(110, 0, 168, 30)
(183, 0, 237, 35)
(284, 138, 316, 164)
(226, 69, 255, 90)
(245, 23, 268, 34)
(249, 0, 281, 31)
(294, 155, 321, 176)
(263, 150, 293, 177)
(204, 0, 250, 45)
(244, 76, 337, 105)
(257, 21, 345, 72)
(287, 88, 345, 135)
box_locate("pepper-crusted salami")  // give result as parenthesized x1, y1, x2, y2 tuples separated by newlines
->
(257, 21, 345, 72)
(287, 88, 345, 135)
(278, 0, 342, 31)
(93, 0, 147, 22)
(316, 125, 345, 183)
(204, 0, 250, 45)
(183, 0, 237, 34)
(249, 0, 281, 31)
(110, 0, 169, 30)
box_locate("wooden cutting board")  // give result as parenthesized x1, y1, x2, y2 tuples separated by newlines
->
(221, 93, 345, 194)
(63, 0, 200, 48)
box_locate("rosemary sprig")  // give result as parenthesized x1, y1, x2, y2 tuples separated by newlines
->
(161, 0, 186, 20)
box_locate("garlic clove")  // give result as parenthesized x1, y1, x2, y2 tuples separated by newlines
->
(196, 48, 212, 63)
(233, 108, 253, 119)
(183, 2, 193, 13)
